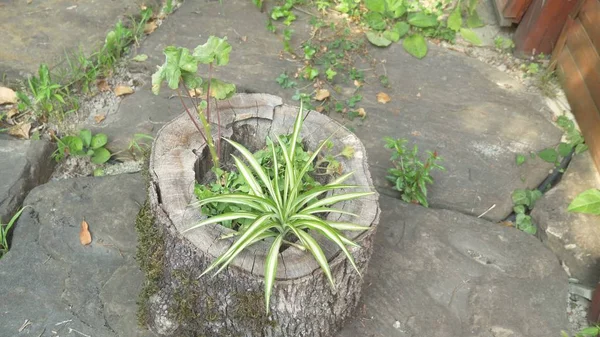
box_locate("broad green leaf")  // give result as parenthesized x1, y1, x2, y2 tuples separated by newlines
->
(364, 12, 386, 31)
(203, 78, 236, 99)
(365, 0, 385, 13)
(513, 205, 525, 214)
(393, 21, 410, 38)
(79, 129, 92, 148)
(91, 148, 111, 164)
(366, 31, 392, 47)
(558, 143, 573, 157)
(383, 30, 400, 42)
(447, 8, 462, 32)
(63, 136, 83, 153)
(193, 36, 232, 66)
(402, 34, 428, 59)
(132, 54, 148, 62)
(512, 189, 529, 207)
(575, 143, 588, 154)
(407, 12, 438, 28)
(538, 148, 558, 163)
(578, 326, 600, 336)
(460, 28, 482, 45)
(151, 65, 166, 94)
(468, 0, 479, 14)
(516, 213, 536, 235)
(181, 72, 202, 89)
(385, 0, 406, 18)
(467, 12, 485, 28)
(568, 189, 600, 215)
(264, 234, 284, 313)
(516, 154, 526, 166)
(90, 133, 108, 149)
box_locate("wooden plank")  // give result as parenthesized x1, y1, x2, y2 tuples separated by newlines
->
(579, 0, 600, 55)
(566, 19, 600, 110)
(493, 0, 514, 26)
(514, 0, 578, 56)
(557, 46, 600, 172)
(503, 0, 534, 22)
(550, 18, 574, 69)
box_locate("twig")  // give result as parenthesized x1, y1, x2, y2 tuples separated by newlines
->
(176, 86, 206, 143)
(18, 319, 31, 332)
(68, 327, 91, 337)
(477, 204, 496, 218)
(55, 319, 72, 326)
(36, 328, 46, 337)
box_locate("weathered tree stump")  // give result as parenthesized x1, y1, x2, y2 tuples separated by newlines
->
(145, 94, 380, 337)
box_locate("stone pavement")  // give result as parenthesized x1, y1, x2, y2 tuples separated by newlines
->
(0, 0, 584, 336)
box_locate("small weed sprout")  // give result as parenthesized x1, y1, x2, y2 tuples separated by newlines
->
(384, 137, 444, 207)
(1, 206, 28, 258)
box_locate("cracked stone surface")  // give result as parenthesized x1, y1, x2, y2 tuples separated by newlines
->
(0, 174, 156, 337)
(532, 151, 600, 286)
(0, 136, 56, 223)
(338, 195, 568, 337)
(91, 0, 561, 222)
(0, 0, 159, 80)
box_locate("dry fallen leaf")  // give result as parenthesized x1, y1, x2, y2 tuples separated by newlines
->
(0, 87, 17, 105)
(80, 219, 92, 245)
(144, 20, 158, 34)
(411, 130, 422, 137)
(315, 106, 325, 113)
(94, 114, 106, 123)
(353, 80, 362, 88)
(376, 92, 391, 104)
(7, 107, 18, 118)
(357, 108, 367, 118)
(114, 85, 134, 96)
(96, 79, 110, 92)
(314, 89, 330, 101)
(8, 123, 31, 139)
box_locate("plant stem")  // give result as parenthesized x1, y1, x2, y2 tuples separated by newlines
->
(176, 86, 206, 142)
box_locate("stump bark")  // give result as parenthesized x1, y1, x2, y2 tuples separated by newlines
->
(146, 94, 380, 337)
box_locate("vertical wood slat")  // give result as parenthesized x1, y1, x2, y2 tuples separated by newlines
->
(579, 0, 600, 55)
(556, 42, 600, 173)
(513, 0, 579, 57)
(566, 19, 600, 111)
(503, 0, 534, 22)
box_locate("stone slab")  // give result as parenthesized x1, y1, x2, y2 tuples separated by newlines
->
(0, 137, 55, 223)
(0, 174, 156, 337)
(337, 195, 569, 337)
(531, 151, 600, 287)
(97, 0, 561, 221)
(0, 0, 159, 80)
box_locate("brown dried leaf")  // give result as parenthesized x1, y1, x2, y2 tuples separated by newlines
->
(188, 88, 203, 98)
(97, 79, 110, 92)
(315, 106, 325, 113)
(314, 89, 330, 101)
(357, 108, 367, 118)
(94, 114, 106, 123)
(6, 107, 18, 118)
(80, 219, 92, 245)
(114, 85, 134, 96)
(0, 87, 17, 105)
(8, 123, 31, 139)
(144, 20, 158, 34)
(376, 92, 391, 104)
(353, 80, 362, 88)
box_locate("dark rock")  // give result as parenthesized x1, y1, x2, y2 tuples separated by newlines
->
(532, 152, 600, 286)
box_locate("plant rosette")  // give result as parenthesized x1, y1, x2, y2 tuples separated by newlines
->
(146, 94, 380, 337)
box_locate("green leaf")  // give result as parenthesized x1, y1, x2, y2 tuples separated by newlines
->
(383, 30, 400, 42)
(326, 67, 337, 80)
(516, 154, 526, 166)
(264, 234, 283, 313)
(365, 0, 385, 13)
(385, 0, 406, 18)
(91, 148, 111, 164)
(575, 143, 588, 154)
(568, 189, 600, 215)
(512, 189, 529, 207)
(402, 34, 428, 59)
(90, 133, 108, 149)
(466, 11, 485, 28)
(203, 79, 236, 100)
(513, 205, 525, 214)
(538, 148, 558, 163)
(151, 65, 166, 95)
(447, 9, 462, 32)
(393, 21, 410, 38)
(79, 129, 92, 148)
(459, 28, 482, 45)
(558, 143, 573, 157)
(193, 36, 232, 66)
(516, 213, 536, 235)
(407, 12, 438, 28)
(63, 136, 84, 154)
(578, 326, 600, 336)
(132, 54, 148, 62)
(364, 12, 386, 31)
(366, 31, 393, 47)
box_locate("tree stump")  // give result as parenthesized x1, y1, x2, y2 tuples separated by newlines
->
(145, 94, 380, 337)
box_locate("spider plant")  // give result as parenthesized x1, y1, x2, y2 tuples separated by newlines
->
(184, 105, 374, 313)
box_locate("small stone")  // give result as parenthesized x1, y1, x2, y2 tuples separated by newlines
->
(393, 321, 401, 329)
(497, 64, 507, 72)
